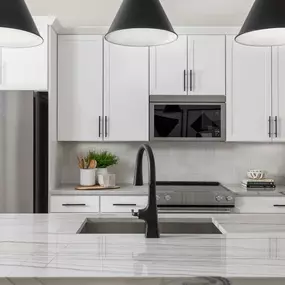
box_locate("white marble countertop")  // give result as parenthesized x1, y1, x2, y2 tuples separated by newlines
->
(51, 184, 285, 197)
(50, 184, 148, 195)
(2, 213, 285, 278)
(225, 184, 285, 197)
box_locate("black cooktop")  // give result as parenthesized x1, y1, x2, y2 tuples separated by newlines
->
(156, 181, 221, 186)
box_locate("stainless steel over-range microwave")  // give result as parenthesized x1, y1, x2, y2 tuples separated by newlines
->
(150, 96, 226, 142)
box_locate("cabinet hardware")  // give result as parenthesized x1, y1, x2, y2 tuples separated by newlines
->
(183, 70, 186, 91)
(113, 203, 137, 206)
(105, 116, 108, 137)
(189, 70, 193, 91)
(268, 116, 272, 138)
(99, 116, 102, 137)
(274, 205, 285, 207)
(62, 204, 86, 207)
(275, 116, 278, 138)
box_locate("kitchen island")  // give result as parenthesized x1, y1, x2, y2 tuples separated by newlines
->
(0, 213, 285, 284)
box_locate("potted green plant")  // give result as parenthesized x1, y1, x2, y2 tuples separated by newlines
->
(88, 150, 119, 177)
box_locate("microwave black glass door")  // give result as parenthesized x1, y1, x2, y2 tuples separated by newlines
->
(153, 105, 183, 138)
(186, 105, 221, 138)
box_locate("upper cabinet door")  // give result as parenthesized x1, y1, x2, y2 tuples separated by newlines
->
(188, 35, 226, 96)
(150, 36, 188, 95)
(226, 36, 272, 142)
(104, 41, 149, 141)
(58, 35, 103, 142)
(272, 46, 285, 142)
(0, 18, 48, 91)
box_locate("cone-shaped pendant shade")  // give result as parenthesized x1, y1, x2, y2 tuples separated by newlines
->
(0, 0, 43, 48)
(105, 0, 178, 47)
(236, 0, 285, 46)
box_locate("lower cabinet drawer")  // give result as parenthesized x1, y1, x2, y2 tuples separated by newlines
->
(236, 197, 285, 213)
(50, 196, 99, 213)
(100, 196, 148, 213)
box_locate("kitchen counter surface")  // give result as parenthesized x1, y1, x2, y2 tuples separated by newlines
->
(50, 184, 148, 195)
(51, 184, 285, 197)
(225, 184, 285, 197)
(2, 213, 285, 278)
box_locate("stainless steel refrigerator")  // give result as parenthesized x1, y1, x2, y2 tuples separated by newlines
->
(0, 91, 48, 213)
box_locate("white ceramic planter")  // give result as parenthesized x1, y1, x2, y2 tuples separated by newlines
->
(95, 167, 107, 180)
(96, 168, 108, 176)
(80, 169, 96, 186)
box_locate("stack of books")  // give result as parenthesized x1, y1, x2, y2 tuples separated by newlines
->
(241, 179, 276, 189)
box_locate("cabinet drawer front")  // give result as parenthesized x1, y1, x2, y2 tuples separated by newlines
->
(51, 196, 99, 213)
(236, 197, 285, 213)
(101, 196, 148, 213)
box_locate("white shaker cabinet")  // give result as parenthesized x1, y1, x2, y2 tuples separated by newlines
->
(51, 196, 99, 213)
(236, 197, 285, 213)
(100, 196, 148, 213)
(58, 35, 103, 141)
(150, 35, 225, 96)
(104, 41, 149, 141)
(188, 35, 225, 95)
(150, 36, 188, 95)
(0, 17, 49, 91)
(226, 36, 272, 142)
(272, 46, 285, 142)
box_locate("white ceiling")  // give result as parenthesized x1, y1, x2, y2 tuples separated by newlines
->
(25, 0, 255, 28)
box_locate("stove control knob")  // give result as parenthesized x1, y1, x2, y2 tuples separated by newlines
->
(226, 196, 233, 201)
(165, 195, 172, 201)
(215, 195, 223, 202)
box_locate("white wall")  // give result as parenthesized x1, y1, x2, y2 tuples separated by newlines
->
(60, 142, 285, 186)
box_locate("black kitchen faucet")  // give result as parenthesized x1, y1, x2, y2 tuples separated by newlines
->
(132, 144, 160, 238)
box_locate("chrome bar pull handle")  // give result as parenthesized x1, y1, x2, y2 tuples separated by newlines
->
(275, 116, 278, 138)
(62, 204, 86, 207)
(99, 116, 102, 137)
(105, 116, 108, 137)
(189, 70, 193, 91)
(183, 70, 186, 91)
(113, 204, 137, 206)
(268, 116, 272, 138)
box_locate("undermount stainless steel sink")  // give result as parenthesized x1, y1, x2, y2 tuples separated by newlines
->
(77, 218, 222, 235)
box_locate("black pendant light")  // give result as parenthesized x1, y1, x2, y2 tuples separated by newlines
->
(0, 0, 43, 48)
(105, 0, 178, 47)
(236, 0, 285, 46)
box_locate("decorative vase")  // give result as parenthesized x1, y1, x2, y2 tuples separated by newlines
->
(80, 169, 96, 186)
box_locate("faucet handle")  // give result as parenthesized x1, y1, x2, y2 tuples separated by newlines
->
(131, 209, 138, 217)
